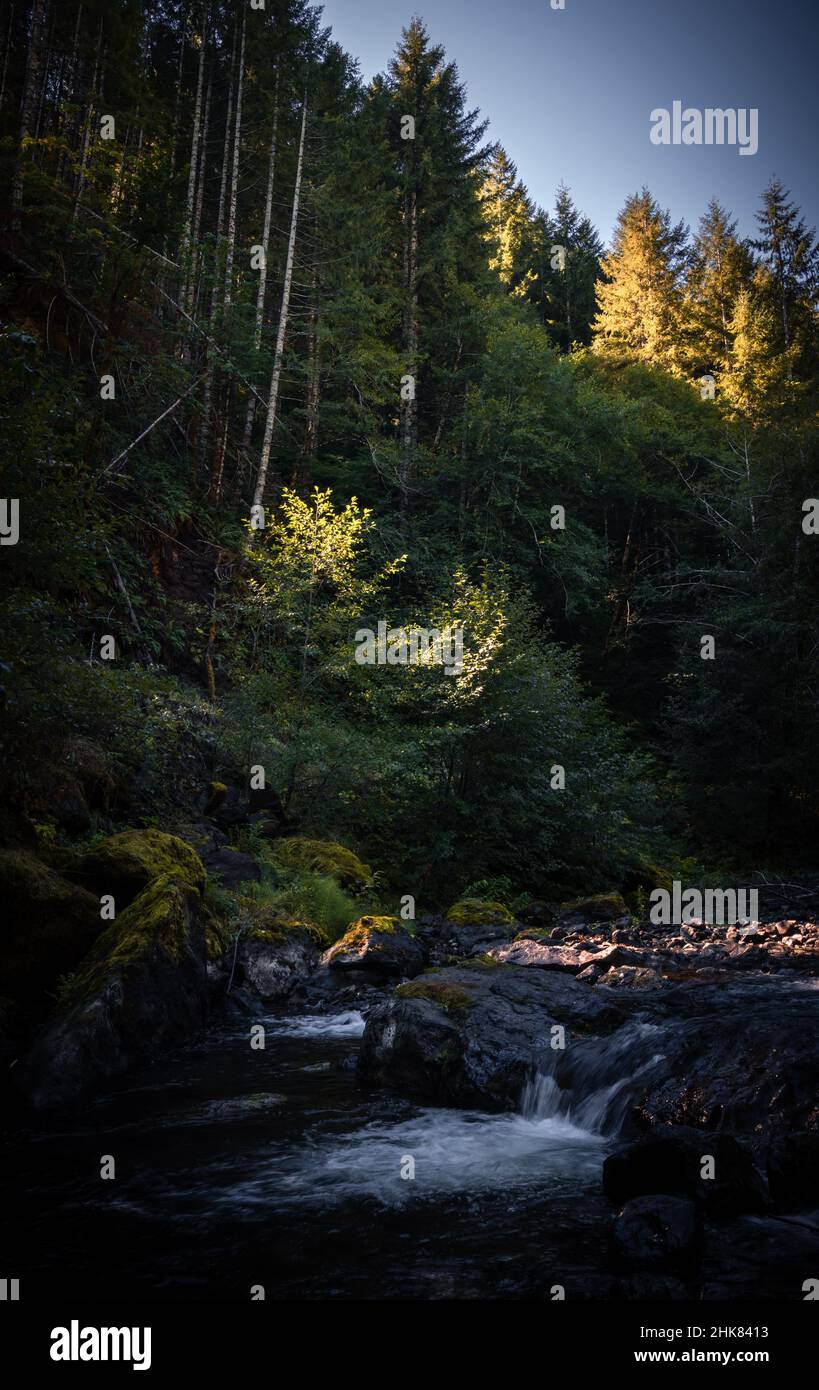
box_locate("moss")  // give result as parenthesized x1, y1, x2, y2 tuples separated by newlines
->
(269, 837, 371, 887)
(459, 954, 503, 969)
(560, 892, 628, 920)
(514, 927, 554, 942)
(58, 873, 197, 1008)
(0, 848, 102, 993)
(446, 899, 514, 927)
(396, 979, 476, 1015)
(77, 829, 206, 900)
(205, 926, 225, 960)
(246, 917, 326, 949)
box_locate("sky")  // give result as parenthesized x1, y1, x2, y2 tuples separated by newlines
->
(311, 0, 819, 247)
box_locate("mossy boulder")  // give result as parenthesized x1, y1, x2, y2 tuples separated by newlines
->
(560, 892, 628, 922)
(74, 829, 206, 904)
(16, 872, 209, 1108)
(320, 915, 424, 977)
(270, 837, 371, 888)
(446, 899, 514, 928)
(0, 849, 102, 996)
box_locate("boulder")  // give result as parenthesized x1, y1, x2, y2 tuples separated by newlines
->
(603, 1127, 768, 1215)
(0, 849, 102, 997)
(16, 872, 209, 1108)
(630, 978, 819, 1136)
(359, 963, 622, 1108)
(72, 829, 206, 903)
(446, 899, 514, 928)
(611, 1195, 702, 1269)
(766, 1132, 819, 1210)
(320, 916, 424, 977)
(241, 923, 322, 1000)
(270, 837, 371, 888)
(201, 847, 261, 888)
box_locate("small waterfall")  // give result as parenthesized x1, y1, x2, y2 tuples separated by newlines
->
(520, 1020, 667, 1137)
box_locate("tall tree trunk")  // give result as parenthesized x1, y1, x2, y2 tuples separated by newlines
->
(0, 3, 14, 117)
(55, 2, 81, 186)
(199, 30, 236, 476)
(222, 3, 245, 309)
(180, 1, 208, 313)
(12, 0, 47, 226)
(240, 72, 279, 473)
(399, 180, 418, 520)
(252, 95, 308, 513)
(33, 1, 53, 146)
(294, 257, 320, 491)
(69, 13, 102, 230)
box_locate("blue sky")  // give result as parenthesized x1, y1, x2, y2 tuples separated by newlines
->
(312, 0, 818, 246)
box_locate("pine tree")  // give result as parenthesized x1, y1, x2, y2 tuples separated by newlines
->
(593, 189, 688, 371)
(683, 199, 753, 382)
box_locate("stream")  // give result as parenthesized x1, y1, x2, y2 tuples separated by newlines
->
(6, 995, 817, 1300)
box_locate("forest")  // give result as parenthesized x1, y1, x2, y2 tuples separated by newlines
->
(1, 0, 818, 1310)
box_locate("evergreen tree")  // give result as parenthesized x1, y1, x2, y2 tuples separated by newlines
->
(593, 189, 688, 371)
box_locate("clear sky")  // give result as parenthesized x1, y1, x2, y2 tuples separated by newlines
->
(311, 0, 818, 246)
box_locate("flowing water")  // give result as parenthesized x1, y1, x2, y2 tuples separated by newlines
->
(5, 1006, 642, 1300)
(5, 1000, 812, 1299)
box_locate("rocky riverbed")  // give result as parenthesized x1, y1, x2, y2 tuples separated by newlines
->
(3, 836, 818, 1299)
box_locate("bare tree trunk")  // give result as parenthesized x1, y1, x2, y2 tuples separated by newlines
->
(33, 1, 53, 144)
(295, 255, 320, 490)
(55, 2, 81, 185)
(12, 0, 47, 225)
(180, 1, 208, 312)
(252, 95, 308, 513)
(222, 3, 245, 309)
(191, 61, 211, 249)
(240, 71, 279, 471)
(69, 13, 102, 230)
(199, 30, 236, 475)
(399, 178, 418, 520)
(0, 3, 14, 117)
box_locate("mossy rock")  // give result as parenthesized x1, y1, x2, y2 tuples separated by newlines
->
(560, 892, 628, 921)
(269, 837, 371, 887)
(246, 916, 327, 950)
(75, 829, 206, 903)
(321, 915, 424, 975)
(396, 979, 477, 1015)
(0, 849, 102, 996)
(446, 899, 514, 928)
(17, 872, 209, 1107)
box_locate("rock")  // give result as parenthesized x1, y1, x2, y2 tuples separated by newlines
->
(72, 829, 206, 903)
(603, 1128, 768, 1215)
(320, 916, 424, 977)
(487, 939, 628, 974)
(16, 872, 209, 1108)
(766, 1132, 819, 1210)
(596, 965, 663, 991)
(201, 847, 261, 888)
(359, 963, 622, 1108)
(446, 899, 515, 928)
(270, 837, 371, 888)
(559, 892, 629, 922)
(611, 1196, 702, 1269)
(241, 923, 321, 1000)
(0, 849, 102, 997)
(630, 978, 819, 1136)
